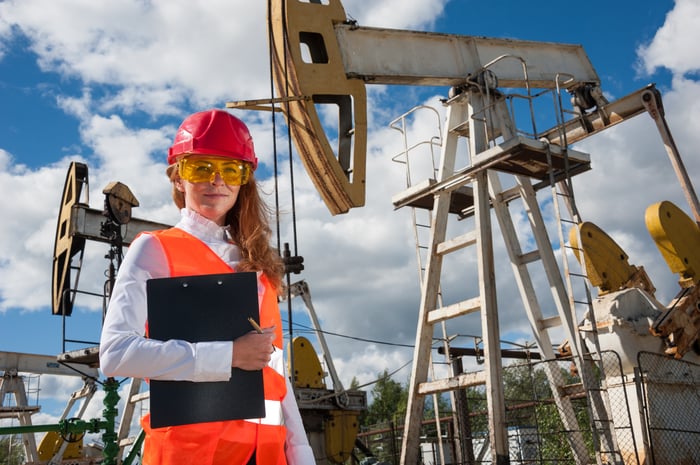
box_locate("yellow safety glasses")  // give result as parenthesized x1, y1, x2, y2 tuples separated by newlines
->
(178, 156, 252, 186)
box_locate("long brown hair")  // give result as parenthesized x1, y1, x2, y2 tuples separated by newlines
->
(167, 164, 284, 293)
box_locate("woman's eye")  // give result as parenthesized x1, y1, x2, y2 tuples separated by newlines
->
(194, 164, 213, 173)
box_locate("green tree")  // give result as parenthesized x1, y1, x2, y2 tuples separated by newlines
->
(423, 392, 451, 420)
(501, 361, 594, 462)
(362, 369, 407, 426)
(357, 370, 407, 464)
(0, 435, 26, 465)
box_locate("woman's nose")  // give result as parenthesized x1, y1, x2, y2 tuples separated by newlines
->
(209, 171, 225, 185)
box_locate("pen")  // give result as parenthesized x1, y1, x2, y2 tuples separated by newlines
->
(248, 317, 276, 352)
(247, 317, 264, 334)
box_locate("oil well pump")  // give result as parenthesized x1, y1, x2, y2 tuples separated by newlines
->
(3, 0, 700, 464)
(251, 0, 700, 464)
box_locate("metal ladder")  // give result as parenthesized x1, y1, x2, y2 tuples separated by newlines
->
(547, 81, 625, 465)
(116, 377, 148, 461)
(390, 105, 463, 465)
(393, 77, 616, 464)
(0, 370, 40, 463)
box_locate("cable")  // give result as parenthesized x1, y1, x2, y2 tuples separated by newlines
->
(282, 319, 415, 349)
(267, 0, 307, 382)
(266, 0, 282, 253)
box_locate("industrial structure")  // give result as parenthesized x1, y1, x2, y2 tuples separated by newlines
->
(2, 0, 700, 464)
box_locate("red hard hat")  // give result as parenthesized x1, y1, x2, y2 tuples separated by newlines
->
(167, 109, 258, 169)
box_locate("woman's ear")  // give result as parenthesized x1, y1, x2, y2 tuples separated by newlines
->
(174, 178, 185, 192)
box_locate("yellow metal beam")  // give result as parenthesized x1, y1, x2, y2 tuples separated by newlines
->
(269, 0, 367, 215)
(646, 200, 700, 288)
(570, 222, 638, 294)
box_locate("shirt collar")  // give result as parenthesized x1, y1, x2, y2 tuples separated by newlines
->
(178, 208, 232, 243)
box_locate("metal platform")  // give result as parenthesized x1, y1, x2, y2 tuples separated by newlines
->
(393, 135, 590, 214)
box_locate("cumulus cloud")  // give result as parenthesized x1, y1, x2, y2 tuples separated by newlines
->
(344, 0, 449, 30)
(0, 0, 270, 115)
(1, 0, 698, 448)
(637, 0, 700, 77)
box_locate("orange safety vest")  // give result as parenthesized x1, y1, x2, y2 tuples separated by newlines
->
(139, 228, 288, 465)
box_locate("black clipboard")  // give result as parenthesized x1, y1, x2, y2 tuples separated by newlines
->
(146, 271, 265, 428)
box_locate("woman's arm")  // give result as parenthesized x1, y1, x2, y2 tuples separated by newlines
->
(99, 233, 232, 381)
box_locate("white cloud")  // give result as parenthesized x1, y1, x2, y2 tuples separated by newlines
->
(637, 0, 700, 77)
(0, 153, 86, 311)
(0, 0, 270, 114)
(1, 0, 699, 451)
(344, 0, 448, 30)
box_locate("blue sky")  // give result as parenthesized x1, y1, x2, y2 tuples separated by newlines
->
(1, 0, 698, 439)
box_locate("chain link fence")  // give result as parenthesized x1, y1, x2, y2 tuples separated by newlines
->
(358, 351, 644, 464)
(637, 351, 700, 465)
(356, 350, 700, 464)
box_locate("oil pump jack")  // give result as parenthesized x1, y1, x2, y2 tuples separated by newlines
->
(2, 1, 699, 464)
(244, 0, 700, 464)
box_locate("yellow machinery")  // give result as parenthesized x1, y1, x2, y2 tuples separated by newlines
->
(285, 282, 367, 464)
(570, 200, 700, 359)
(569, 222, 655, 296)
(646, 201, 700, 357)
(37, 431, 84, 462)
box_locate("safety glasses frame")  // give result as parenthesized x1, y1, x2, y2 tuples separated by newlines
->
(178, 156, 252, 186)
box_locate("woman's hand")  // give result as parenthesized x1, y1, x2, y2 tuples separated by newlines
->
(231, 326, 276, 370)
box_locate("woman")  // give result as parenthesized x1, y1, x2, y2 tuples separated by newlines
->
(99, 109, 314, 465)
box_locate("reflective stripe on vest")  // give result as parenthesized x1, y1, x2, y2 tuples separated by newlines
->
(141, 228, 287, 465)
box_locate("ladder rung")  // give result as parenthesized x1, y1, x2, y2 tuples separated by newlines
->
(427, 297, 481, 324)
(497, 185, 521, 204)
(558, 382, 585, 398)
(418, 371, 486, 395)
(130, 391, 149, 403)
(538, 315, 562, 329)
(0, 406, 40, 418)
(592, 420, 616, 429)
(518, 249, 540, 265)
(119, 437, 137, 447)
(436, 231, 476, 256)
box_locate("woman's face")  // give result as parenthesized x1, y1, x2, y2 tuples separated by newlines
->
(175, 155, 243, 225)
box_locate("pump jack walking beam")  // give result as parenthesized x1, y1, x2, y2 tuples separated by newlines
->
(267, 0, 605, 215)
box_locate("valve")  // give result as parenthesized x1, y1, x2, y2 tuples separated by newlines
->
(283, 242, 304, 275)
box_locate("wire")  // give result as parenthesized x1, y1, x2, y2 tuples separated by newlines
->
(267, 0, 282, 253)
(267, 0, 304, 383)
(309, 359, 415, 402)
(266, 0, 300, 254)
(283, 321, 549, 354)
(282, 318, 415, 348)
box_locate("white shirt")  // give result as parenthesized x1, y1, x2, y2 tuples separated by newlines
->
(99, 208, 315, 464)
